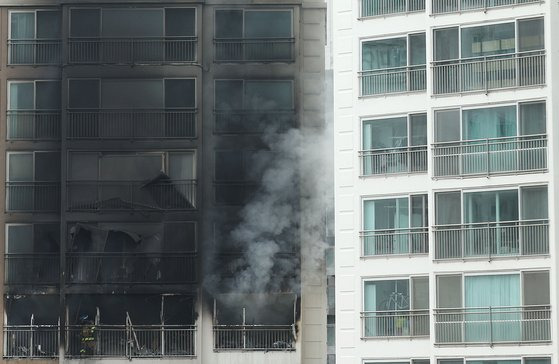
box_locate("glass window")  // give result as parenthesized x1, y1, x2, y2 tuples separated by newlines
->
(363, 117, 407, 150)
(101, 80, 164, 109)
(164, 222, 196, 252)
(525, 358, 551, 364)
(244, 81, 293, 110)
(102, 9, 164, 37)
(437, 275, 462, 308)
(467, 361, 520, 364)
(37, 11, 61, 38)
(69, 153, 98, 180)
(10, 12, 34, 39)
(215, 10, 243, 38)
(465, 274, 520, 308)
(523, 271, 550, 305)
(410, 114, 427, 146)
(463, 190, 519, 223)
(518, 18, 544, 52)
(165, 79, 195, 108)
(435, 191, 461, 225)
(411, 195, 428, 228)
(409, 33, 426, 66)
(521, 186, 548, 220)
(36, 81, 61, 110)
(35, 152, 60, 181)
(364, 198, 409, 231)
(70, 9, 100, 37)
(99, 154, 163, 180)
(168, 152, 195, 180)
(438, 361, 463, 364)
(69, 80, 99, 109)
(9, 82, 34, 110)
(6, 224, 33, 253)
(215, 80, 243, 110)
(244, 10, 292, 38)
(461, 23, 515, 58)
(8, 153, 33, 182)
(411, 276, 429, 310)
(364, 279, 410, 311)
(434, 27, 458, 61)
(462, 106, 516, 140)
(519, 102, 546, 135)
(215, 151, 244, 181)
(165, 8, 195, 37)
(434, 109, 460, 143)
(362, 37, 407, 70)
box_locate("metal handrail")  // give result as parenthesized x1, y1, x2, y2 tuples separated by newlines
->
(360, 0, 426, 17)
(359, 65, 427, 96)
(432, 0, 542, 14)
(4, 324, 60, 358)
(361, 309, 430, 338)
(7, 39, 62, 65)
(6, 110, 61, 140)
(360, 227, 429, 256)
(213, 324, 296, 351)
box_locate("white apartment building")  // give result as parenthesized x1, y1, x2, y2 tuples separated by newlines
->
(333, 0, 557, 363)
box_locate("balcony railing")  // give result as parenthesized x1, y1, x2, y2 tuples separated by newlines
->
(4, 325, 59, 358)
(6, 182, 60, 212)
(432, 0, 541, 14)
(433, 135, 547, 178)
(361, 228, 428, 256)
(432, 51, 546, 95)
(66, 325, 196, 357)
(214, 38, 295, 62)
(361, 0, 425, 17)
(360, 65, 426, 96)
(68, 37, 197, 64)
(360, 146, 427, 175)
(214, 110, 295, 134)
(213, 325, 296, 351)
(4, 254, 60, 285)
(435, 305, 551, 344)
(433, 220, 549, 260)
(7, 39, 62, 65)
(7, 110, 61, 140)
(66, 253, 196, 284)
(67, 179, 197, 211)
(361, 310, 429, 338)
(67, 109, 196, 139)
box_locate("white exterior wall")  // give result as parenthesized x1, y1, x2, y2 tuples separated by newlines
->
(333, 0, 557, 362)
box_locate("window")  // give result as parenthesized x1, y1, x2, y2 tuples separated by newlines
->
(361, 33, 426, 95)
(216, 9, 292, 39)
(363, 277, 429, 337)
(433, 18, 545, 94)
(9, 10, 61, 64)
(362, 195, 428, 255)
(438, 359, 550, 364)
(362, 113, 427, 175)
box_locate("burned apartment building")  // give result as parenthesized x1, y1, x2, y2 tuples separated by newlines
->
(0, 0, 329, 363)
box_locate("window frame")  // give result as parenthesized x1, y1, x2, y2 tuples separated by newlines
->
(7, 79, 61, 111)
(362, 193, 428, 232)
(213, 79, 295, 112)
(6, 151, 61, 182)
(361, 112, 427, 151)
(8, 9, 61, 40)
(214, 8, 294, 39)
(362, 275, 429, 313)
(360, 32, 426, 72)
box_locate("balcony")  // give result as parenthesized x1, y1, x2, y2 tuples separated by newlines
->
(360, 146, 427, 175)
(214, 38, 295, 63)
(6, 182, 60, 212)
(361, 310, 429, 338)
(4, 254, 59, 285)
(7, 40, 62, 65)
(7, 111, 60, 140)
(214, 110, 295, 134)
(65, 325, 196, 357)
(361, 228, 428, 257)
(66, 253, 196, 284)
(68, 37, 197, 65)
(4, 325, 59, 358)
(433, 135, 547, 178)
(67, 109, 196, 139)
(360, 65, 426, 96)
(67, 179, 197, 211)
(361, 0, 425, 17)
(432, 0, 541, 14)
(213, 325, 296, 351)
(433, 220, 549, 260)
(432, 51, 546, 95)
(434, 305, 551, 344)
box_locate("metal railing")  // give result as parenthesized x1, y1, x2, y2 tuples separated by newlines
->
(4, 254, 60, 285)
(7, 39, 62, 65)
(5, 182, 60, 212)
(435, 305, 551, 344)
(66, 253, 196, 284)
(213, 325, 296, 351)
(433, 220, 549, 260)
(4, 325, 59, 358)
(433, 135, 547, 177)
(67, 179, 197, 211)
(214, 110, 295, 134)
(432, 0, 541, 14)
(214, 38, 295, 62)
(68, 37, 197, 64)
(7, 110, 61, 140)
(361, 310, 429, 338)
(67, 109, 196, 139)
(360, 146, 427, 175)
(360, 65, 426, 96)
(361, 228, 428, 256)
(66, 325, 196, 357)
(361, 0, 425, 17)
(432, 51, 546, 95)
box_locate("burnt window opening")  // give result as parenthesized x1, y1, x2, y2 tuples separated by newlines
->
(213, 293, 297, 351)
(66, 294, 196, 357)
(67, 222, 196, 285)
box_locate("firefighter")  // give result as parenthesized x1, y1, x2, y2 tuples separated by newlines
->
(79, 314, 96, 356)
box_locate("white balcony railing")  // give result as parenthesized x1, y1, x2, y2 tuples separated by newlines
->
(66, 325, 196, 357)
(5, 182, 60, 212)
(68, 37, 197, 64)
(361, 228, 428, 256)
(4, 325, 59, 358)
(433, 135, 547, 178)
(432, 0, 541, 14)
(214, 38, 295, 62)
(7, 110, 61, 140)
(361, 0, 425, 17)
(360, 146, 427, 175)
(432, 51, 546, 95)
(7, 39, 62, 65)
(360, 65, 427, 96)
(433, 220, 549, 260)
(67, 109, 196, 139)
(435, 305, 551, 344)
(361, 310, 430, 338)
(213, 325, 296, 351)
